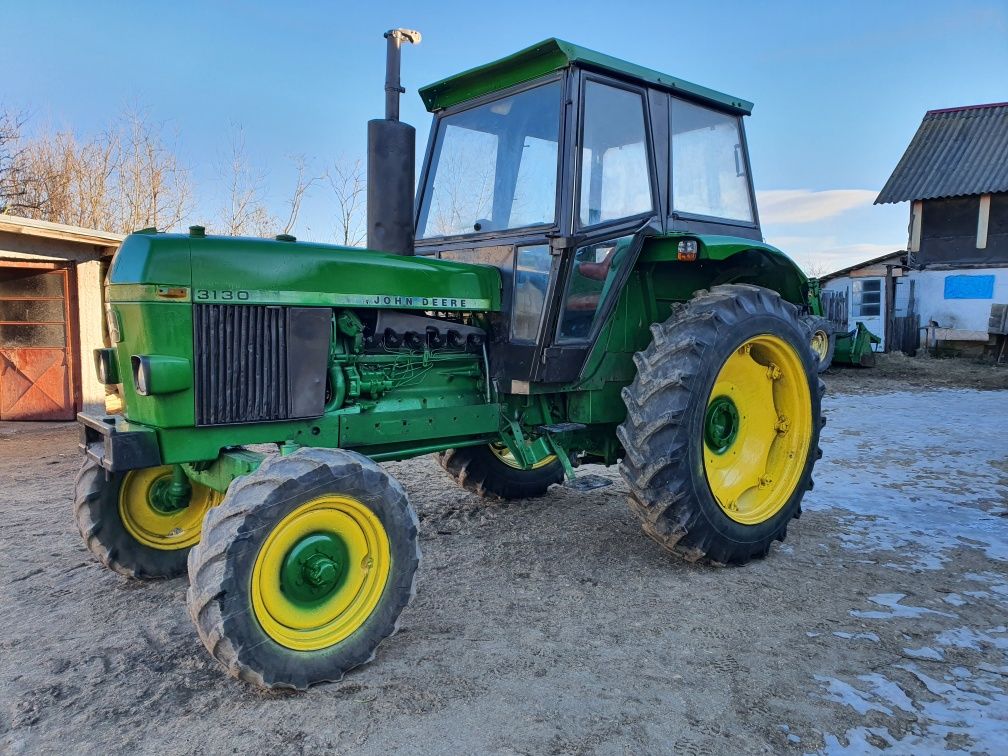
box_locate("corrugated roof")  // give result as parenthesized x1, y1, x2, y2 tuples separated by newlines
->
(876, 102, 1008, 204)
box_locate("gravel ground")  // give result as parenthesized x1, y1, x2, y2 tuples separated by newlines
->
(1, 367, 1006, 755)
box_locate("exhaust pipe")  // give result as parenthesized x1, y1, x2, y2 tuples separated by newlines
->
(367, 28, 421, 255)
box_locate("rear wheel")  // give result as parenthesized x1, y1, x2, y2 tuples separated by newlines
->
(437, 444, 563, 499)
(806, 316, 836, 373)
(617, 284, 824, 564)
(74, 459, 222, 579)
(186, 448, 419, 690)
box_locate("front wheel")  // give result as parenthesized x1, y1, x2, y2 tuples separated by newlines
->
(617, 284, 824, 565)
(186, 448, 420, 690)
(74, 459, 222, 579)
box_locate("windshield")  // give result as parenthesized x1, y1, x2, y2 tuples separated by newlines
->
(417, 80, 562, 239)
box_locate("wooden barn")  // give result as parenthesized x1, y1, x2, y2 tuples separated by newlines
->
(0, 215, 121, 420)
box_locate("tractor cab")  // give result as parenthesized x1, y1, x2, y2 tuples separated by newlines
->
(414, 39, 761, 386)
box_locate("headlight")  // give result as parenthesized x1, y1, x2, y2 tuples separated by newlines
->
(94, 348, 119, 385)
(131, 355, 191, 396)
(105, 306, 122, 343)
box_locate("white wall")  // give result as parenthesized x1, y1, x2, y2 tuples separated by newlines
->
(908, 268, 1008, 331)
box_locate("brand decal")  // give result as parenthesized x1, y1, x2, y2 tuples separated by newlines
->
(186, 289, 491, 310)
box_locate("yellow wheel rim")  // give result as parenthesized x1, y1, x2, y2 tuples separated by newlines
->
(489, 443, 556, 470)
(251, 495, 391, 651)
(703, 334, 812, 525)
(810, 329, 830, 361)
(118, 466, 222, 550)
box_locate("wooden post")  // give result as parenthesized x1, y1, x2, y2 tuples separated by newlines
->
(977, 194, 991, 249)
(884, 264, 896, 353)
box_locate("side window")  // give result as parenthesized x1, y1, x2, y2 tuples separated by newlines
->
(671, 99, 753, 222)
(578, 82, 652, 226)
(556, 235, 635, 342)
(512, 245, 552, 342)
(853, 279, 881, 317)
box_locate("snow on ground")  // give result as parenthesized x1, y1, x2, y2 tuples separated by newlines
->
(807, 389, 1008, 754)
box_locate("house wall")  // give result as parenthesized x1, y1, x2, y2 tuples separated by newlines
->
(907, 267, 1008, 332)
(917, 192, 1008, 266)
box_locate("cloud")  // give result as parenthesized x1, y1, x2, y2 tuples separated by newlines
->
(756, 189, 878, 224)
(764, 235, 902, 276)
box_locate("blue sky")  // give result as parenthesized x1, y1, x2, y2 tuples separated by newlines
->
(3, 0, 1006, 273)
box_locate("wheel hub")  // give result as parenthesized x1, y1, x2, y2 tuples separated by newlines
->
(280, 533, 349, 604)
(147, 476, 189, 514)
(704, 395, 740, 454)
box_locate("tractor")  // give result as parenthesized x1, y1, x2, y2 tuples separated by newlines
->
(804, 277, 882, 371)
(76, 31, 824, 690)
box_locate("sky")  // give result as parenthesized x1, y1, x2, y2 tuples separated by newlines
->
(2, 0, 1006, 274)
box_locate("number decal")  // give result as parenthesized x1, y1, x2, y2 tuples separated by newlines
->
(194, 289, 251, 301)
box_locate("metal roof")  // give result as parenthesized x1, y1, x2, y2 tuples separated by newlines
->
(419, 38, 753, 115)
(876, 102, 1008, 204)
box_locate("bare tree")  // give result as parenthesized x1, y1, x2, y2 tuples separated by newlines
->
(801, 259, 832, 279)
(213, 127, 279, 237)
(326, 157, 366, 246)
(116, 111, 191, 232)
(0, 110, 191, 233)
(0, 108, 28, 213)
(281, 154, 320, 235)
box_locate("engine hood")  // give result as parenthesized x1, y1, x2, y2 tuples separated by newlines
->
(107, 232, 502, 312)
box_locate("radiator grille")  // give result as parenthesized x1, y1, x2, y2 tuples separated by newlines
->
(194, 304, 289, 425)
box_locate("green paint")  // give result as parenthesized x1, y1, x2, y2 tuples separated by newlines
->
(280, 533, 349, 605)
(833, 322, 882, 366)
(419, 38, 753, 114)
(704, 396, 740, 454)
(109, 233, 501, 311)
(182, 449, 264, 494)
(147, 473, 188, 514)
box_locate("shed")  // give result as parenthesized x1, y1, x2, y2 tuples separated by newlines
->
(0, 215, 122, 420)
(859, 102, 1008, 354)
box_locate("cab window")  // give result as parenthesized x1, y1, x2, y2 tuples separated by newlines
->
(671, 99, 753, 222)
(578, 82, 652, 227)
(417, 81, 562, 239)
(556, 234, 635, 342)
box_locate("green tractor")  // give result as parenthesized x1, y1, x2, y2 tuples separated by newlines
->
(804, 277, 882, 371)
(76, 31, 824, 689)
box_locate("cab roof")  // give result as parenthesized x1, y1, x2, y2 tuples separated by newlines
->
(418, 38, 754, 115)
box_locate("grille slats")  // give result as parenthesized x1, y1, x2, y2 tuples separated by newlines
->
(194, 303, 291, 426)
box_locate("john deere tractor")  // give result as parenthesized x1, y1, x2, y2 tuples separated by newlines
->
(76, 31, 823, 689)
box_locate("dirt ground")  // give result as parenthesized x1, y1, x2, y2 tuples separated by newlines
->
(1, 360, 1006, 755)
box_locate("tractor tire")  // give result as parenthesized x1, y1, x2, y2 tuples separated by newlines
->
(186, 448, 420, 690)
(806, 316, 836, 373)
(74, 458, 222, 579)
(617, 284, 824, 565)
(436, 444, 564, 499)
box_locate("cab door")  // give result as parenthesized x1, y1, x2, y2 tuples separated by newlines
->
(532, 73, 661, 384)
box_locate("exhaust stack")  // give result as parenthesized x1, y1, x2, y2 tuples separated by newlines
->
(366, 28, 421, 255)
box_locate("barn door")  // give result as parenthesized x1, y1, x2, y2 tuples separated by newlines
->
(0, 266, 76, 420)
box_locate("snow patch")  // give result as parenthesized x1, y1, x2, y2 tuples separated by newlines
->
(808, 390, 1008, 571)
